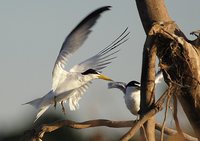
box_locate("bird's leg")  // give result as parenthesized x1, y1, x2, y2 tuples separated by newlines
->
(135, 115, 139, 122)
(54, 96, 57, 109)
(61, 101, 66, 115)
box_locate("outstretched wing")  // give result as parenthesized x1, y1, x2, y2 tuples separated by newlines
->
(68, 83, 91, 111)
(52, 6, 111, 91)
(70, 28, 130, 73)
(108, 81, 127, 94)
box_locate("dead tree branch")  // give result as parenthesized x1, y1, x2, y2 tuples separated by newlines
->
(155, 124, 197, 141)
(21, 120, 135, 141)
(151, 24, 200, 137)
(173, 94, 184, 138)
(160, 87, 173, 141)
(140, 24, 158, 141)
(135, 0, 200, 138)
(21, 117, 197, 141)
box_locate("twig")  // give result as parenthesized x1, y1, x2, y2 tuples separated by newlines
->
(155, 123, 197, 141)
(173, 94, 184, 137)
(141, 124, 149, 141)
(161, 88, 172, 141)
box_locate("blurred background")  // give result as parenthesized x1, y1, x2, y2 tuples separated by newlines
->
(0, 0, 199, 140)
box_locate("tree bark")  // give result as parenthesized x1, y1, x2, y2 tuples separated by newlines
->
(135, 0, 171, 34)
(136, 0, 171, 140)
(140, 34, 157, 141)
(135, 0, 200, 139)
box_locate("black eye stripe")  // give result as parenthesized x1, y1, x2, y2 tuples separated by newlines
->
(126, 81, 140, 87)
(81, 69, 98, 75)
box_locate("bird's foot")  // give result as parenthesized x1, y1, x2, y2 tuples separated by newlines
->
(61, 101, 66, 115)
(54, 96, 57, 109)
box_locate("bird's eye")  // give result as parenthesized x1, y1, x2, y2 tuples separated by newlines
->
(81, 69, 98, 75)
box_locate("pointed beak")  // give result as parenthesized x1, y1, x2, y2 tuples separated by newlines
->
(98, 74, 113, 81)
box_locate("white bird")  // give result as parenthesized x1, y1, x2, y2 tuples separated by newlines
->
(108, 71, 163, 116)
(24, 6, 130, 122)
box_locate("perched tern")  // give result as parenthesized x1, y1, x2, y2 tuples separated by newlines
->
(108, 71, 163, 116)
(24, 6, 130, 122)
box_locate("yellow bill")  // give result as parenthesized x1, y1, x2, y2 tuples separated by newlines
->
(98, 74, 113, 81)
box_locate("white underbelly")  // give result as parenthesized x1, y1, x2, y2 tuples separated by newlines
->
(124, 88, 140, 115)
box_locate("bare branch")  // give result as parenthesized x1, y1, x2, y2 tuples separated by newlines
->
(140, 24, 158, 141)
(21, 118, 197, 141)
(161, 87, 172, 141)
(141, 125, 149, 141)
(155, 123, 197, 141)
(21, 120, 136, 141)
(173, 94, 184, 138)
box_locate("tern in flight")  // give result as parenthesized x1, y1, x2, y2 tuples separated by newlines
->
(108, 71, 163, 116)
(24, 6, 130, 122)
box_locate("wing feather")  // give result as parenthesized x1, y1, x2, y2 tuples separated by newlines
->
(51, 6, 111, 91)
(70, 28, 130, 73)
(68, 83, 91, 110)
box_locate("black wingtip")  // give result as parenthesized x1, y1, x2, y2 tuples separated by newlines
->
(71, 5, 111, 32)
(97, 6, 112, 12)
(82, 5, 111, 22)
(59, 6, 111, 53)
(69, 6, 111, 35)
(71, 6, 112, 34)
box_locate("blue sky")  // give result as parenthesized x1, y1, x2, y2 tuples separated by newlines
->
(0, 0, 199, 137)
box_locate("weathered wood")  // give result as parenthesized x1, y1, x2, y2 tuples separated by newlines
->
(135, 0, 200, 139)
(135, 0, 172, 34)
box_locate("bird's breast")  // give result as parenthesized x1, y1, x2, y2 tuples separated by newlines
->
(124, 87, 140, 115)
(55, 73, 87, 94)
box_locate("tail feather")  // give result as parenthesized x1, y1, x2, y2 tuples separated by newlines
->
(23, 97, 42, 109)
(23, 97, 51, 122)
(34, 105, 50, 122)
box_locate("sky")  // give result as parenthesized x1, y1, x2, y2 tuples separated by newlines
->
(0, 0, 200, 138)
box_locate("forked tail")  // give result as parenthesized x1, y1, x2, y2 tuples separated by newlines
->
(34, 105, 50, 122)
(23, 97, 50, 122)
(23, 97, 42, 109)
